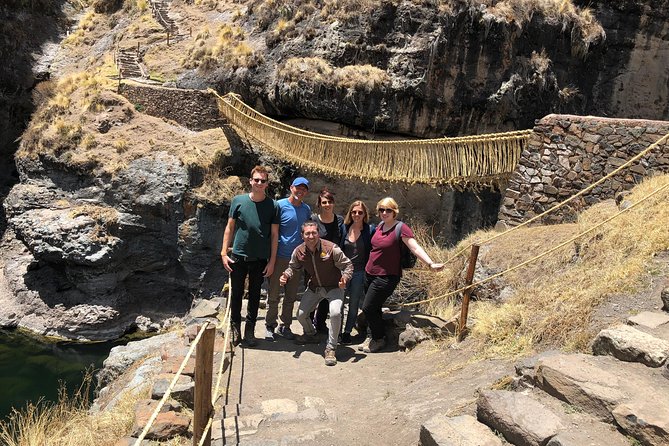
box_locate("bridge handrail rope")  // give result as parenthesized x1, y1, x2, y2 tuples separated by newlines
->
(133, 320, 211, 446)
(133, 280, 234, 446)
(403, 178, 669, 307)
(436, 132, 669, 267)
(213, 91, 531, 186)
(219, 92, 533, 144)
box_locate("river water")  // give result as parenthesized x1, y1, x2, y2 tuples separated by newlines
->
(0, 329, 119, 420)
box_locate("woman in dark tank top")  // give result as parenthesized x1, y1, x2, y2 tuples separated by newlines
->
(339, 200, 375, 345)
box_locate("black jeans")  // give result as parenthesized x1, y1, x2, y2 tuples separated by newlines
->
(230, 255, 268, 327)
(362, 274, 401, 340)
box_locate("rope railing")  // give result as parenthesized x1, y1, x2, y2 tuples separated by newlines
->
(434, 132, 669, 268)
(133, 321, 211, 445)
(403, 178, 669, 307)
(213, 91, 531, 187)
(133, 280, 234, 446)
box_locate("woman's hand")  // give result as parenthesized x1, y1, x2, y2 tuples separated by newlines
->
(429, 262, 445, 272)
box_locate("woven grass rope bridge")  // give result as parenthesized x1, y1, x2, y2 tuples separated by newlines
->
(214, 91, 532, 187)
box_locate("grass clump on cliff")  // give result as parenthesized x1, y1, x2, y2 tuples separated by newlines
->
(279, 57, 390, 94)
(181, 24, 263, 71)
(479, 0, 605, 57)
(412, 174, 669, 357)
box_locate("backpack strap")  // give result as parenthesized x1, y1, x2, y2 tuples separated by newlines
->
(394, 221, 404, 246)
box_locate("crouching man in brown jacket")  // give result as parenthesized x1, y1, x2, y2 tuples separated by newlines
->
(280, 221, 353, 366)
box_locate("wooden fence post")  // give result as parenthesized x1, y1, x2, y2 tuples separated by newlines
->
(193, 325, 215, 446)
(458, 244, 480, 341)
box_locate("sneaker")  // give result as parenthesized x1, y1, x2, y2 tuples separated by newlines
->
(278, 325, 295, 340)
(294, 333, 320, 345)
(243, 323, 257, 347)
(363, 338, 386, 353)
(357, 337, 371, 352)
(340, 332, 352, 345)
(264, 326, 275, 341)
(324, 347, 337, 366)
(231, 323, 241, 346)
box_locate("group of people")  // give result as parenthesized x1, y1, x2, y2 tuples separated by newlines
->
(220, 166, 444, 366)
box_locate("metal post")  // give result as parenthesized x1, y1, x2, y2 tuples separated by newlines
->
(193, 325, 215, 446)
(458, 244, 480, 341)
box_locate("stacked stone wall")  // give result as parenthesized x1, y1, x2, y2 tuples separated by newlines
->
(118, 82, 225, 131)
(498, 114, 669, 226)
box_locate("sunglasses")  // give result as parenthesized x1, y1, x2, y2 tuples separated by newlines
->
(351, 210, 364, 216)
(378, 208, 394, 214)
(320, 200, 333, 205)
(252, 178, 268, 183)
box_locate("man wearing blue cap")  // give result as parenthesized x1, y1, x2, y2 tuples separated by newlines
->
(265, 177, 311, 341)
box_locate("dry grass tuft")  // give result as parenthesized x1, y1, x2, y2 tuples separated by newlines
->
(191, 170, 246, 205)
(181, 24, 262, 70)
(479, 0, 605, 57)
(414, 175, 669, 358)
(0, 371, 142, 446)
(279, 57, 390, 93)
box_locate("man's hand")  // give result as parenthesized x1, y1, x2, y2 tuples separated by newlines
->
(263, 261, 275, 278)
(279, 273, 288, 286)
(221, 253, 234, 272)
(338, 276, 348, 289)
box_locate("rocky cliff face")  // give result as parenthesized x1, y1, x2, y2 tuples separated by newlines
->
(178, 0, 669, 138)
(2, 0, 669, 341)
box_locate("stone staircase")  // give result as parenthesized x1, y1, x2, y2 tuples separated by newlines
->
(150, 0, 187, 42)
(208, 339, 339, 446)
(116, 48, 146, 79)
(420, 283, 669, 446)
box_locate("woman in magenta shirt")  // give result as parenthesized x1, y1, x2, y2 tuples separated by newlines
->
(359, 197, 444, 353)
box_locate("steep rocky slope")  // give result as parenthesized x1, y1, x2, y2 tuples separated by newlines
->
(1, 0, 669, 341)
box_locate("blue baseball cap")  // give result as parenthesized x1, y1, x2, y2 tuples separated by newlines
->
(291, 177, 310, 189)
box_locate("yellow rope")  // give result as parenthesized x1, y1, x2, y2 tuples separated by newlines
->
(403, 180, 669, 307)
(133, 321, 211, 446)
(438, 132, 669, 266)
(212, 90, 531, 186)
(197, 278, 234, 445)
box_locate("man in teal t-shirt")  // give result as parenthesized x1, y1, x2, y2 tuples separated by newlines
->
(221, 165, 279, 346)
(265, 176, 311, 341)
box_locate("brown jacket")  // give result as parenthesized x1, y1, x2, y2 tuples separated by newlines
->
(283, 239, 353, 290)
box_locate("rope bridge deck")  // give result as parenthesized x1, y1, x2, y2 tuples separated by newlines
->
(215, 91, 532, 187)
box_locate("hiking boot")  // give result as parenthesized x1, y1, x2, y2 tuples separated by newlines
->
(264, 326, 275, 342)
(357, 337, 371, 352)
(295, 332, 320, 345)
(340, 332, 352, 345)
(278, 325, 295, 340)
(243, 323, 257, 347)
(324, 347, 337, 366)
(231, 323, 242, 346)
(363, 338, 386, 353)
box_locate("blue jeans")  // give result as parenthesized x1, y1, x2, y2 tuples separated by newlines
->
(343, 270, 365, 335)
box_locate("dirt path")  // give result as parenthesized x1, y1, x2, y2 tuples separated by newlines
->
(219, 302, 514, 445)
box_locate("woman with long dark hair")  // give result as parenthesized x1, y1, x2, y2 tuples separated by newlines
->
(339, 200, 374, 344)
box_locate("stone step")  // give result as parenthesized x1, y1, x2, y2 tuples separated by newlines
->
(419, 414, 503, 446)
(592, 324, 669, 367)
(534, 353, 669, 445)
(477, 389, 632, 446)
(628, 310, 669, 342)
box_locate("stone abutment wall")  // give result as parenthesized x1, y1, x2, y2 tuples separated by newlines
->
(498, 115, 669, 226)
(118, 81, 225, 131)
